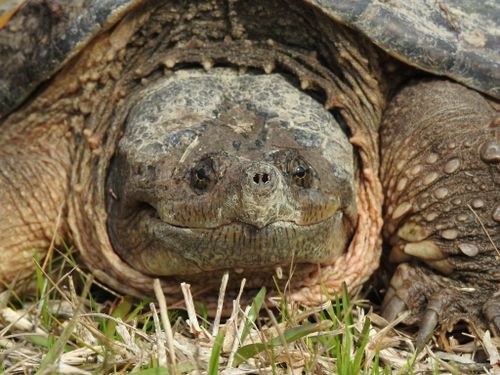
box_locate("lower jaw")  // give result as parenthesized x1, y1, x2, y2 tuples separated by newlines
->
(135, 213, 349, 276)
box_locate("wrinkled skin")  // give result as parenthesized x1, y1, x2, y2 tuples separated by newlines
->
(0, 0, 498, 345)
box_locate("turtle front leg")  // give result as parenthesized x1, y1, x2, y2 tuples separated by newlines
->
(380, 79, 500, 346)
(0, 119, 70, 288)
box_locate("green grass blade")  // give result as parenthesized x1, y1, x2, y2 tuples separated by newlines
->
(352, 317, 372, 374)
(103, 297, 133, 338)
(208, 330, 225, 375)
(36, 276, 93, 374)
(233, 320, 332, 367)
(133, 367, 169, 375)
(240, 287, 266, 343)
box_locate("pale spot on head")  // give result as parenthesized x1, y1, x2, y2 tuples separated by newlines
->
(441, 228, 458, 240)
(433, 187, 448, 199)
(458, 243, 479, 257)
(471, 198, 485, 209)
(423, 172, 438, 185)
(426, 153, 438, 164)
(444, 158, 460, 174)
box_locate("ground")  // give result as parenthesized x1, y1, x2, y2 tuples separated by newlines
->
(0, 243, 498, 374)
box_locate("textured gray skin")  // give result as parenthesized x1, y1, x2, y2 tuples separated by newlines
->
(307, 0, 500, 98)
(0, 0, 498, 120)
(107, 69, 357, 278)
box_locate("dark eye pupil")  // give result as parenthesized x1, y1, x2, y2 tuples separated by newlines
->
(294, 166, 306, 178)
(196, 168, 208, 180)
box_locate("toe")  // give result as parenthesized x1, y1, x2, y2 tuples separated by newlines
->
(382, 292, 406, 322)
(482, 293, 500, 336)
(416, 308, 439, 349)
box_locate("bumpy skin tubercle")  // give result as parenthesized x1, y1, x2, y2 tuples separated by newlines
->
(381, 80, 500, 345)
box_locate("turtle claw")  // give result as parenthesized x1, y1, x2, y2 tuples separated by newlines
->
(382, 291, 406, 322)
(416, 307, 439, 350)
(382, 263, 497, 347)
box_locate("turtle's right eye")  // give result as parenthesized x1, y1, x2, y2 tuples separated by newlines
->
(191, 157, 216, 192)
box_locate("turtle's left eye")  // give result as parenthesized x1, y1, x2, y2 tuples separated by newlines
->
(293, 165, 307, 179)
(289, 158, 313, 188)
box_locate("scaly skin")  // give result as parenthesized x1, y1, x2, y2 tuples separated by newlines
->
(0, 102, 71, 285)
(381, 80, 500, 343)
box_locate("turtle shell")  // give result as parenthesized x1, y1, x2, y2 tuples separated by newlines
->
(0, 0, 498, 119)
(0, 0, 139, 118)
(306, 0, 499, 98)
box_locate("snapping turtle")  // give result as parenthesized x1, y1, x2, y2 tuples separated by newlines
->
(0, 0, 498, 346)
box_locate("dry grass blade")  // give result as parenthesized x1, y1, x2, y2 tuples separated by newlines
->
(153, 278, 177, 370)
(0, 243, 497, 373)
(212, 271, 229, 337)
(180, 282, 202, 335)
(150, 302, 167, 368)
(36, 275, 94, 375)
(467, 204, 500, 257)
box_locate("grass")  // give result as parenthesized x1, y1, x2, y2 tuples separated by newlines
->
(0, 244, 498, 374)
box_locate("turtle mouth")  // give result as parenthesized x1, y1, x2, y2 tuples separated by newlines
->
(109, 201, 351, 279)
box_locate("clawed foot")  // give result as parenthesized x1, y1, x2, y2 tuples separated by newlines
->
(382, 263, 499, 349)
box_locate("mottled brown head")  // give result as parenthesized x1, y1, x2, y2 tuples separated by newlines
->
(106, 69, 357, 283)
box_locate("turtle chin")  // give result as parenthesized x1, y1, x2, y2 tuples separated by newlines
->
(108, 201, 352, 284)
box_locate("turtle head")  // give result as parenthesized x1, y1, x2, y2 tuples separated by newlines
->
(106, 69, 357, 284)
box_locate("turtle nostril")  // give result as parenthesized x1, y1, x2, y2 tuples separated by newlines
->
(253, 173, 270, 184)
